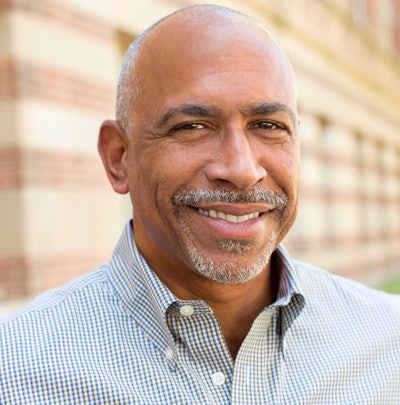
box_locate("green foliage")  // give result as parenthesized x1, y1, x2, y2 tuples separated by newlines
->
(378, 278, 400, 294)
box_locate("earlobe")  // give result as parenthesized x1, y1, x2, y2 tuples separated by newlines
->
(98, 120, 129, 194)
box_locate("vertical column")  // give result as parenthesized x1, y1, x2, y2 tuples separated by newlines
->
(319, 121, 362, 277)
(359, 137, 384, 280)
(283, 112, 326, 265)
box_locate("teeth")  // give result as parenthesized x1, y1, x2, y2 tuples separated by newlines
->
(198, 208, 260, 223)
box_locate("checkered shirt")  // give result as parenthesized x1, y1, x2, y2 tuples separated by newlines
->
(1, 221, 400, 404)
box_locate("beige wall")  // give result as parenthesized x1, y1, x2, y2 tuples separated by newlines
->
(0, 0, 399, 301)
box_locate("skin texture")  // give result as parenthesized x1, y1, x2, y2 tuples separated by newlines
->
(98, 6, 300, 358)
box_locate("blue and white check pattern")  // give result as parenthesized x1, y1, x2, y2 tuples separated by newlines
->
(1, 221, 400, 404)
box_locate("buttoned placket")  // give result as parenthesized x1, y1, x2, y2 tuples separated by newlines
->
(166, 301, 234, 404)
(232, 306, 281, 404)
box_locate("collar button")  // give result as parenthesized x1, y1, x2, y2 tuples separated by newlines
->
(180, 305, 194, 316)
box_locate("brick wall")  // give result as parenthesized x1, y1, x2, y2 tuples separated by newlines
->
(0, 0, 399, 300)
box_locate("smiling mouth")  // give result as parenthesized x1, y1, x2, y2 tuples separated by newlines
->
(197, 208, 261, 224)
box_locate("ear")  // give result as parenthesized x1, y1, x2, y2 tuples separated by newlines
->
(98, 120, 129, 194)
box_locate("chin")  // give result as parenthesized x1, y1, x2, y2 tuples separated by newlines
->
(187, 233, 277, 284)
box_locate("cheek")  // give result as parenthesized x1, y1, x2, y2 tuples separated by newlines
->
(158, 143, 210, 183)
(126, 149, 159, 212)
(262, 147, 300, 193)
(130, 144, 203, 208)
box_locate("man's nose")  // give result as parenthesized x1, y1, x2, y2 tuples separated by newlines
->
(205, 127, 267, 189)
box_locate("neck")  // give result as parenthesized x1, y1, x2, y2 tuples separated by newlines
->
(134, 223, 281, 358)
(158, 257, 280, 359)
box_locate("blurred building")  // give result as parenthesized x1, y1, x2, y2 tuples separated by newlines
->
(0, 0, 399, 300)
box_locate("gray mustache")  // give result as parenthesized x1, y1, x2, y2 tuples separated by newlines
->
(173, 188, 288, 211)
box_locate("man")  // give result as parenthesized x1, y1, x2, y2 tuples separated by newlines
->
(1, 5, 399, 404)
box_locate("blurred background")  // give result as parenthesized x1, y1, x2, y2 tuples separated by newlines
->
(0, 0, 399, 314)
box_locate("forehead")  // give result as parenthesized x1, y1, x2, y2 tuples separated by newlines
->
(134, 11, 296, 114)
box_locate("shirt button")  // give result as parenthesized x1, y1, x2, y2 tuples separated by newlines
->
(211, 372, 226, 386)
(180, 305, 194, 317)
(164, 348, 174, 360)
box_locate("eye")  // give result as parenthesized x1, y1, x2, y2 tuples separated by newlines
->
(249, 119, 293, 143)
(165, 121, 213, 141)
(251, 120, 285, 130)
(174, 122, 206, 131)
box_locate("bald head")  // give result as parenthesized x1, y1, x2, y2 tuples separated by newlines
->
(116, 4, 296, 136)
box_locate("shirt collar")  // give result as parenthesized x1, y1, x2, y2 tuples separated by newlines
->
(274, 244, 304, 306)
(108, 221, 175, 311)
(107, 221, 304, 339)
(107, 221, 176, 353)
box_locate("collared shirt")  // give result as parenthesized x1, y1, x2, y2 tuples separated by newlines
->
(1, 221, 400, 404)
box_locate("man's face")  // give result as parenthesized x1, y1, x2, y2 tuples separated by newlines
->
(126, 20, 301, 284)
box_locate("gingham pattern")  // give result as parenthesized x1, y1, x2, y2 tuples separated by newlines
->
(1, 221, 400, 404)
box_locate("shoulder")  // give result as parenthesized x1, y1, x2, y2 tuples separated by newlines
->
(281, 259, 400, 399)
(0, 264, 112, 329)
(292, 259, 400, 322)
(0, 263, 131, 372)
(0, 264, 141, 402)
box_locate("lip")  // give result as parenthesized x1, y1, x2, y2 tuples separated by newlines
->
(185, 204, 274, 240)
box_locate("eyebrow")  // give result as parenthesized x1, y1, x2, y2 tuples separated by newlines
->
(156, 104, 222, 128)
(156, 101, 296, 128)
(242, 102, 296, 126)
